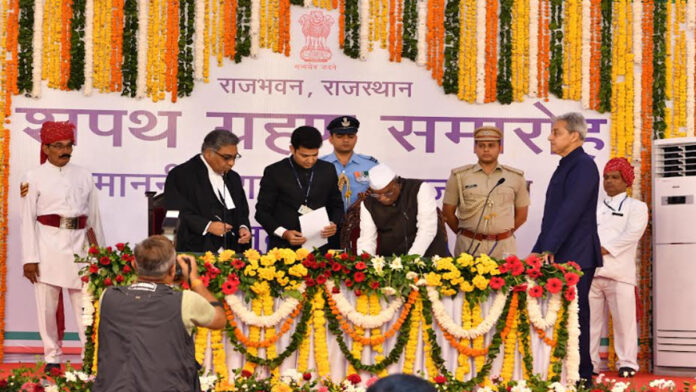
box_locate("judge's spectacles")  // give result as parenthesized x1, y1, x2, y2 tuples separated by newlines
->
(213, 151, 242, 161)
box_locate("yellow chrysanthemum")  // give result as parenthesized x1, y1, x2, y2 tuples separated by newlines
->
(271, 383, 292, 392)
(202, 251, 216, 264)
(275, 270, 286, 279)
(425, 272, 442, 287)
(258, 266, 276, 281)
(267, 247, 282, 260)
(286, 280, 299, 290)
(440, 288, 457, 296)
(244, 249, 261, 262)
(218, 249, 235, 262)
(472, 275, 489, 290)
(456, 253, 474, 267)
(436, 258, 455, 271)
(459, 281, 474, 292)
(277, 276, 290, 286)
(244, 265, 258, 277)
(443, 269, 461, 281)
(288, 264, 308, 278)
(451, 277, 464, 286)
(295, 248, 310, 261)
(251, 281, 270, 295)
(260, 254, 276, 267)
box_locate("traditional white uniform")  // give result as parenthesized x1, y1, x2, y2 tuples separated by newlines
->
(20, 161, 105, 363)
(589, 192, 648, 372)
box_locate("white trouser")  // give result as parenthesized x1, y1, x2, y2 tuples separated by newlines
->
(34, 282, 86, 363)
(589, 277, 639, 371)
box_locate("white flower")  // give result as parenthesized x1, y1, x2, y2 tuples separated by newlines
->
(281, 368, 303, 384)
(548, 382, 566, 392)
(611, 382, 631, 392)
(511, 380, 531, 392)
(381, 286, 396, 296)
(65, 371, 77, 382)
(200, 374, 218, 391)
(431, 255, 441, 264)
(371, 256, 386, 275)
(389, 257, 403, 270)
(406, 271, 418, 281)
(413, 257, 425, 267)
(45, 386, 59, 392)
(479, 387, 495, 392)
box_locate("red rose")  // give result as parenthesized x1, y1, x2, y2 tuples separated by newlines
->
(316, 275, 327, 285)
(88, 246, 99, 255)
(545, 278, 563, 294)
(89, 264, 99, 274)
(342, 266, 350, 274)
(324, 252, 333, 260)
(332, 286, 340, 294)
(513, 284, 527, 292)
(526, 268, 541, 279)
(564, 272, 580, 286)
(354, 289, 362, 296)
(529, 286, 543, 298)
(323, 270, 332, 278)
(319, 261, 327, 269)
(49, 365, 62, 376)
(302, 259, 312, 268)
(122, 265, 132, 274)
(510, 262, 525, 276)
(361, 252, 370, 260)
(222, 279, 238, 295)
(115, 274, 124, 283)
(331, 262, 342, 272)
(345, 279, 354, 288)
(104, 277, 113, 286)
(355, 261, 367, 270)
(307, 254, 316, 262)
(434, 375, 447, 384)
(353, 271, 366, 283)
(115, 243, 125, 251)
(370, 281, 380, 290)
(347, 374, 361, 385)
(564, 286, 576, 301)
(241, 369, 252, 378)
(340, 253, 349, 261)
(305, 277, 316, 287)
(489, 277, 506, 290)
(303, 372, 312, 381)
(99, 256, 111, 266)
(232, 259, 245, 269)
(0, 379, 7, 387)
(106, 246, 113, 253)
(81, 275, 89, 283)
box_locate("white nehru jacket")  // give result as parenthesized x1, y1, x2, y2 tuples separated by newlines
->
(595, 192, 648, 286)
(21, 162, 105, 289)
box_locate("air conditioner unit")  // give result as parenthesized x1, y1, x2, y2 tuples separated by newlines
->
(652, 137, 696, 375)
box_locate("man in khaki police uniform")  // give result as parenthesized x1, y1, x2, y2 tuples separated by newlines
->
(442, 126, 530, 258)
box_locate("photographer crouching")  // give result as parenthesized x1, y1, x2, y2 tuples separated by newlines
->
(93, 235, 226, 392)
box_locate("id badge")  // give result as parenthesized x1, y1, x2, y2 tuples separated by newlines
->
(298, 204, 313, 215)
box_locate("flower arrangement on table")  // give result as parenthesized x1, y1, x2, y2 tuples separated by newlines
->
(76, 245, 584, 387)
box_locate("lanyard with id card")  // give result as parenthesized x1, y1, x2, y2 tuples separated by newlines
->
(288, 157, 315, 215)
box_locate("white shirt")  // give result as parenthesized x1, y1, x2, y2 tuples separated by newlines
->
(200, 155, 235, 209)
(20, 162, 105, 289)
(357, 182, 438, 256)
(596, 192, 648, 285)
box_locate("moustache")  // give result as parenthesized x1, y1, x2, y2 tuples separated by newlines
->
(59, 154, 71, 159)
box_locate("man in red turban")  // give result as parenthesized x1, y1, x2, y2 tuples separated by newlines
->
(20, 121, 105, 373)
(589, 157, 648, 378)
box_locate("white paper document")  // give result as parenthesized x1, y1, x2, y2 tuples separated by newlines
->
(299, 207, 330, 250)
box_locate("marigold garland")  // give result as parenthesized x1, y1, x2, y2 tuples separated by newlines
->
(346, 293, 366, 376)
(226, 297, 302, 348)
(562, 0, 580, 100)
(91, 300, 100, 375)
(484, 0, 497, 102)
(545, 303, 566, 381)
(537, 0, 549, 100)
(211, 329, 231, 389)
(195, 327, 210, 365)
(589, 0, 601, 109)
(312, 289, 330, 377)
(401, 297, 421, 375)
(0, 126, 8, 362)
(511, 0, 529, 102)
(242, 297, 263, 374)
(653, 0, 667, 138)
(454, 299, 472, 380)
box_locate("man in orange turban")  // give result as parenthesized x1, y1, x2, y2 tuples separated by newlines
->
(20, 121, 105, 373)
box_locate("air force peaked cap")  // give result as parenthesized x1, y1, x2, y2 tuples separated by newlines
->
(327, 116, 360, 134)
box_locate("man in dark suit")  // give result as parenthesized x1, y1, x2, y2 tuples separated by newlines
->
(164, 130, 252, 253)
(532, 112, 602, 385)
(255, 126, 344, 250)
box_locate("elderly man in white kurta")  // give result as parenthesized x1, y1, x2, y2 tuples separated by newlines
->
(20, 121, 105, 372)
(589, 158, 648, 378)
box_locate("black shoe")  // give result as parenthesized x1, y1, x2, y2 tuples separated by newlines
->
(44, 363, 61, 375)
(618, 367, 637, 378)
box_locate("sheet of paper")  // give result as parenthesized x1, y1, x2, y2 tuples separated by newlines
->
(299, 207, 330, 250)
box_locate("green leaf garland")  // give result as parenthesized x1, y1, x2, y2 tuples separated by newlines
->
(343, 0, 360, 59)
(516, 293, 535, 376)
(652, 0, 667, 139)
(548, 0, 563, 98)
(177, 0, 195, 97)
(598, 0, 612, 113)
(121, 0, 138, 97)
(496, 0, 513, 104)
(17, 0, 34, 94)
(82, 324, 95, 374)
(235, 0, 252, 63)
(67, 0, 86, 90)
(442, 0, 460, 94)
(548, 298, 570, 382)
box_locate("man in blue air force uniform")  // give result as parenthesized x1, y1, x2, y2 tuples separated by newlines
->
(320, 116, 378, 210)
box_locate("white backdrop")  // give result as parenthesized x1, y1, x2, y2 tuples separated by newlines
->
(4, 6, 610, 356)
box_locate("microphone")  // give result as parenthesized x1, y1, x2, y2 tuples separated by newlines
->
(466, 177, 506, 255)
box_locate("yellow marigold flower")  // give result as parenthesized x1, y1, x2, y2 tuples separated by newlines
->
(456, 253, 474, 267)
(476, 263, 488, 275)
(277, 276, 289, 286)
(459, 281, 474, 292)
(286, 280, 299, 290)
(272, 383, 292, 392)
(451, 277, 464, 286)
(258, 266, 276, 281)
(275, 270, 286, 279)
(440, 288, 457, 297)
(288, 264, 308, 278)
(202, 251, 216, 264)
(260, 255, 276, 267)
(251, 281, 270, 295)
(470, 267, 477, 273)
(268, 247, 282, 260)
(443, 269, 461, 281)
(244, 248, 261, 262)
(218, 249, 235, 262)
(425, 272, 442, 287)
(279, 248, 297, 264)
(294, 248, 309, 261)
(472, 275, 489, 290)
(244, 265, 257, 277)
(436, 258, 455, 271)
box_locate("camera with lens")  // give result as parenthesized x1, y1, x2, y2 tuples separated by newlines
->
(174, 254, 193, 283)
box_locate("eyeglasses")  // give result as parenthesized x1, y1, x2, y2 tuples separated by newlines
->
(213, 151, 242, 161)
(46, 142, 74, 150)
(369, 183, 400, 199)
